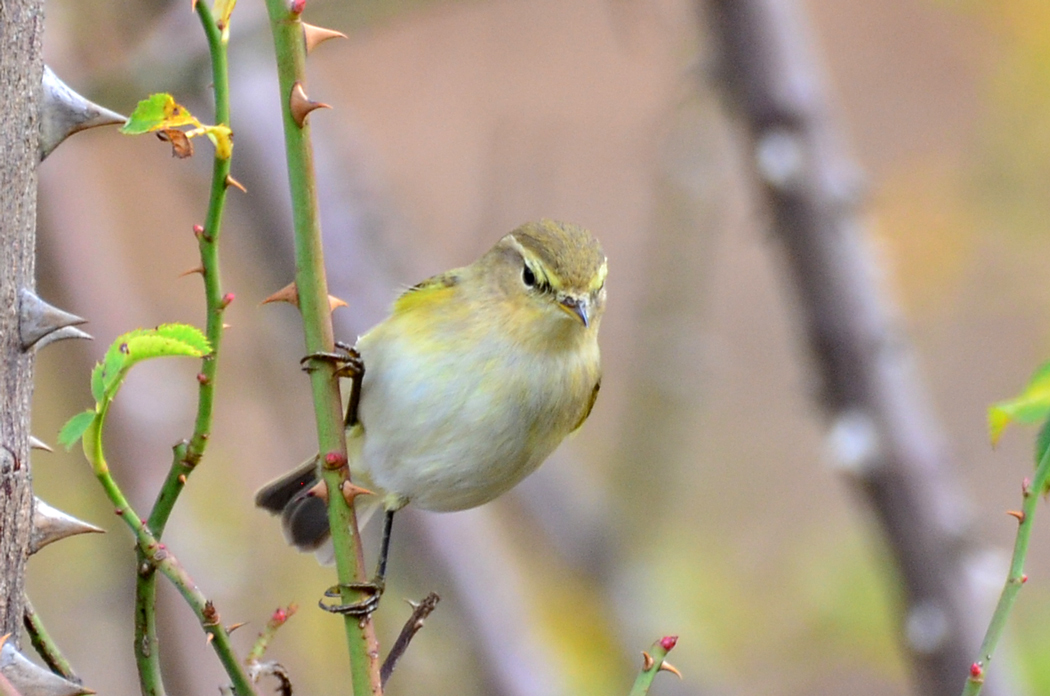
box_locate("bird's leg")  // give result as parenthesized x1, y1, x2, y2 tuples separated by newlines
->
(318, 509, 395, 617)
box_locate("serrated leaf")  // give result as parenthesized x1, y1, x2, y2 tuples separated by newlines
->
(90, 361, 105, 403)
(989, 359, 1050, 445)
(154, 323, 211, 354)
(59, 410, 96, 451)
(204, 124, 233, 160)
(120, 94, 200, 135)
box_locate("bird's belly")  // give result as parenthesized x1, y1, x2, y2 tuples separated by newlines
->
(354, 332, 595, 512)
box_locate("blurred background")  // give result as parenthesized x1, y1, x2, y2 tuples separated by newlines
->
(25, 0, 1050, 694)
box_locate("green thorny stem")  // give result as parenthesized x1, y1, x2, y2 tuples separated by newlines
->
(961, 444, 1050, 695)
(88, 398, 256, 696)
(134, 4, 235, 696)
(262, 2, 382, 693)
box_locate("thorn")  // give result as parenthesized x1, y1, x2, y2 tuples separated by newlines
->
(659, 661, 682, 679)
(18, 289, 87, 350)
(191, 0, 199, 9)
(179, 266, 205, 278)
(641, 651, 654, 671)
(0, 639, 95, 695)
(224, 175, 247, 193)
(340, 480, 373, 505)
(226, 622, 248, 633)
(302, 22, 347, 54)
(33, 325, 93, 351)
(222, 323, 232, 330)
(262, 282, 299, 307)
(288, 81, 330, 128)
(306, 480, 328, 503)
(329, 295, 348, 311)
(178, 474, 187, 484)
(29, 437, 53, 453)
(1007, 510, 1026, 524)
(206, 633, 214, 645)
(31, 499, 104, 555)
(39, 66, 126, 161)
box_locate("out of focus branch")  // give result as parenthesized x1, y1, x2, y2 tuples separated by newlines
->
(701, 1, 1008, 695)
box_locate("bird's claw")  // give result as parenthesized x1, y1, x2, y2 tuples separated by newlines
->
(318, 580, 385, 617)
(300, 342, 363, 379)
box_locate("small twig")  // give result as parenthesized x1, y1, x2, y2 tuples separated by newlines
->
(22, 597, 79, 683)
(247, 604, 297, 664)
(380, 593, 441, 687)
(627, 636, 680, 696)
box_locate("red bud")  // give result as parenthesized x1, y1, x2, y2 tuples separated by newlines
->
(970, 663, 983, 678)
(193, 224, 205, 237)
(220, 293, 235, 308)
(660, 636, 678, 651)
(324, 451, 346, 467)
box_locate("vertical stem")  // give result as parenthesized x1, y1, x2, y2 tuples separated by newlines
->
(136, 4, 232, 694)
(260, 3, 381, 693)
(961, 447, 1050, 696)
(0, 0, 43, 642)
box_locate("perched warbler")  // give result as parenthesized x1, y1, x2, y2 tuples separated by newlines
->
(256, 219, 607, 580)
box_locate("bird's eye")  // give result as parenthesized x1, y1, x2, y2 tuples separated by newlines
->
(522, 265, 537, 288)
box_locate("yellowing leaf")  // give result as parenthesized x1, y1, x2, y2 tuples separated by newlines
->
(214, 0, 237, 30)
(120, 94, 200, 136)
(204, 124, 234, 160)
(989, 360, 1050, 444)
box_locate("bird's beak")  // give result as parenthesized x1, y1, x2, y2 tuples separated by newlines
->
(559, 296, 589, 327)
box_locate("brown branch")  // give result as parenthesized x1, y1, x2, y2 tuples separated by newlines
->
(700, 1, 1009, 695)
(380, 593, 440, 688)
(0, 0, 44, 641)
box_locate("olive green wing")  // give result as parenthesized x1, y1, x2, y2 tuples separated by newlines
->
(572, 377, 601, 433)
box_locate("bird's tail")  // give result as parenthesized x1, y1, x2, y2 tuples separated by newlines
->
(255, 456, 381, 564)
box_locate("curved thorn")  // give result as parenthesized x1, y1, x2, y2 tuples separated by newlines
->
(262, 282, 299, 308)
(31, 499, 104, 555)
(0, 642, 93, 696)
(32, 326, 92, 352)
(28, 437, 53, 453)
(39, 66, 126, 161)
(19, 290, 87, 350)
(658, 661, 682, 679)
(288, 82, 330, 128)
(302, 22, 347, 54)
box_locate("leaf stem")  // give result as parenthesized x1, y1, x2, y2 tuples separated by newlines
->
(260, 3, 381, 693)
(88, 402, 256, 696)
(961, 446, 1050, 696)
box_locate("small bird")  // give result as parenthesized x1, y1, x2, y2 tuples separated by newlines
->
(255, 220, 606, 600)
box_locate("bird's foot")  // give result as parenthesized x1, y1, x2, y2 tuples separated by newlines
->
(318, 579, 385, 617)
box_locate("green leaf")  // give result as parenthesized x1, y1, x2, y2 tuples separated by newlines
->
(120, 94, 200, 135)
(989, 359, 1050, 444)
(59, 410, 96, 451)
(91, 325, 211, 404)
